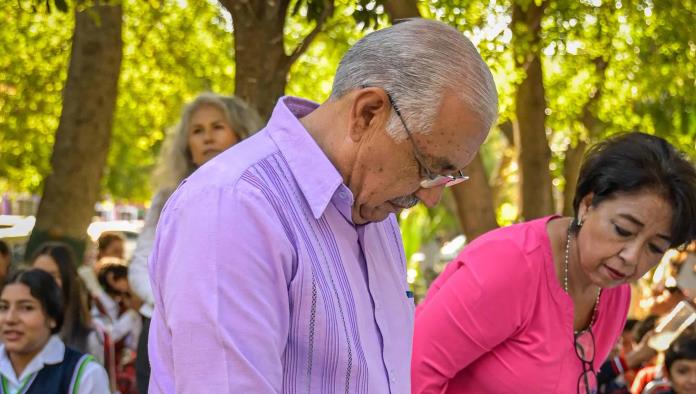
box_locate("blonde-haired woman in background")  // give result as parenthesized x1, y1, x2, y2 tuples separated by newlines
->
(128, 93, 263, 393)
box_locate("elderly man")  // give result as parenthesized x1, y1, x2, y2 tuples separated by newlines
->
(148, 18, 497, 393)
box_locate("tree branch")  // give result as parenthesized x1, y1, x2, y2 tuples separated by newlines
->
(580, 56, 609, 137)
(284, 0, 334, 68)
(384, 0, 421, 21)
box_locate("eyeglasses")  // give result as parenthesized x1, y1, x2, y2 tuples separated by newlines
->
(575, 328, 598, 394)
(384, 92, 469, 189)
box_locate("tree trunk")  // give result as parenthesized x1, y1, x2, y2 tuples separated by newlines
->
(383, 0, 420, 22)
(512, 0, 554, 220)
(561, 140, 586, 216)
(223, 1, 291, 121)
(25, 4, 123, 262)
(451, 153, 498, 241)
(220, 0, 333, 120)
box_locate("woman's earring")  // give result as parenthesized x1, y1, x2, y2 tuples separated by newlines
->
(577, 218, 584, 228)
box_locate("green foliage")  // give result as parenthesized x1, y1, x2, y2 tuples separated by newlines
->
(2, 0, 694, 209)
(0, 3, 71, 193)
(21, 0, 69, 13)
(1, 0, 237, 201)
(543, 0, 696, 195)
(399, 199, 460, 296)
(286, 0, 380, 102)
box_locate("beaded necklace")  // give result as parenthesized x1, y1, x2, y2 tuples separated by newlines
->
(564, 221, 600, 334)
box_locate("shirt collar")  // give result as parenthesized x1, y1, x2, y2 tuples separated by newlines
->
(0, 335, 64, 384)
(267, 96, 345, 219)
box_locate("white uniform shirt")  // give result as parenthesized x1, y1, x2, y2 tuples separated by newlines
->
(0, 335, 110, 394)
(128, 189, 170, 318)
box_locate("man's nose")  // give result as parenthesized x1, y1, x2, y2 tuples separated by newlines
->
(414, 186, 445, 208)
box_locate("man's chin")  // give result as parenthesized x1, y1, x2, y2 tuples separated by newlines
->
(353, 205, 391, 224)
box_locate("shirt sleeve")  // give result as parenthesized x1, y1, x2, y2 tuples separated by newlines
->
(151, 181, 295, 393)
(128, 189, 169, 309)
(76, 360, 110, 394)
(411, 238, 536, 393)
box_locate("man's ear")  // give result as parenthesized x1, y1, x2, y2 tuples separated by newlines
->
(348, 87, 391, 143)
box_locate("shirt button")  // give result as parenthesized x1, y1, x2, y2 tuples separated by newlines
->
(390, 369, 396, 383)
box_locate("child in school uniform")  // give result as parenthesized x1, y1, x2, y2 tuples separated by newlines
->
(0, 269, 109, 393)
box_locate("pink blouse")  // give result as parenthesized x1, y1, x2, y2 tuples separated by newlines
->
(412, 216, 631, 393)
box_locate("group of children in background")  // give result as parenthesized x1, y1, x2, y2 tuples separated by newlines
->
(0, 233, 141, 393)
(599, 316, 696, 393)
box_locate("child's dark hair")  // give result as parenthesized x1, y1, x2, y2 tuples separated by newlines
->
(573, 132, 696, 247)
(97, 261, 128, 295)
(666, 332, 696, 372)
(2, 269, 64, 334)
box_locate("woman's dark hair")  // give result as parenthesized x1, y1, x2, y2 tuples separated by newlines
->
(2, 269, 64, 334)
(31, 242, 92, 351)
(573, 132, 696, 247)
(666, 332, 696, 372)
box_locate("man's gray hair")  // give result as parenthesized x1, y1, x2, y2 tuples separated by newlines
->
(330, 19, 498, 140)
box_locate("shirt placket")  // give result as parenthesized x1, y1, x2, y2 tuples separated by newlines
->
(358, 225, 400, 393)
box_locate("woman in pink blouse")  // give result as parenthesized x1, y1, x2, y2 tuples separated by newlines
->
(412, 132, 696, 394)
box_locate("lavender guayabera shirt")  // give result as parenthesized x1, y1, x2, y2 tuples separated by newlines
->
(148, 97, 414, 393)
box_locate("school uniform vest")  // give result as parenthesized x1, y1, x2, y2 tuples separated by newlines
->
(1, 347, 93, 394)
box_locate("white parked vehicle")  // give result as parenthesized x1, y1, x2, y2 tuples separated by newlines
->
(0, 215, 143, 261)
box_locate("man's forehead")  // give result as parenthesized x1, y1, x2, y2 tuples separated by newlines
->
(418, 124, 485, 171)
